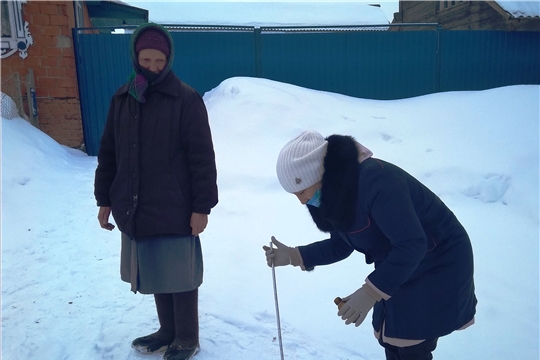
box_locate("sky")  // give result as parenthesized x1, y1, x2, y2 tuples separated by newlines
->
(123, 1, 400, 25)
(121, 0, 540, 25)
(1, 79, 539, 359)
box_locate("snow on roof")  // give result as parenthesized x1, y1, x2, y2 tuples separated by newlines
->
(495, 1, 540, 18)
(122, 2, 390, 27)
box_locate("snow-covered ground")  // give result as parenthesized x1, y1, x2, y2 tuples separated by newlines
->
(1, 79, 539, 359)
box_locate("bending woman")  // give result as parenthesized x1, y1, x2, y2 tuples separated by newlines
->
(263, 131, 476, 360)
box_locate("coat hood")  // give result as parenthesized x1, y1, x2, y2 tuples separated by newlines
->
(308, 134, 370, 232)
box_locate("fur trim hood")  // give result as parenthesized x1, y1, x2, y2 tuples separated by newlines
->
(307, 134, 372, 232)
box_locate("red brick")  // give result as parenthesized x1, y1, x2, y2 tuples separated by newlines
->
(58, 3, 68, 17)
(41, 57, 60, 67)
(65, 67, 77, 78)
(42, 26, 62, 36)
(27, 45, 45, 57)
(30, 25, 45, 36)
(38, 77, 57, 88)
(62, 48, 75, 59)
(49, 108, 64, 117)
(41, 115, 61, 125)
(32, 65, 48, 78)
(44, 47, 62, 57)
(34, 88, 48, 97)
(13, 66, 28, 79)
(60, 57, 76, 68)
(66, 105, 80, 115)
(24, 2, 41, 14)
(50, 15, 68, 26)
(38, 35, 57, 47)
(60, 25, 72, 37)
(66, 87, 80, 98)
(43, 101, 59, 109)
(57, 77, 76, 88)
(22, 55, 42, 68)
(47, 67, 65, 77)
(40, 4, 59, 15)
(48, 87, 67, 97)
(32, 15, 51, 26)
(57, 129, 73, 138)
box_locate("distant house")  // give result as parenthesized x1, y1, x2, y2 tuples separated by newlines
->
(1, 0, 147, 149)
(391, 1, 540, 31)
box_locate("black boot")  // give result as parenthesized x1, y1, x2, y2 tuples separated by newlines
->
(163, 289, 200, 360)
(132, 293, 176, 354)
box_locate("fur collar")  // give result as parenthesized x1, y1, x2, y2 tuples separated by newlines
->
(307, 135, 361, 232)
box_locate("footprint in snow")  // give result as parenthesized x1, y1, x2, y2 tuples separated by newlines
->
(464, 174, 510, 203)
(253, 311, 274, 323)
(380, 133, 402, 144)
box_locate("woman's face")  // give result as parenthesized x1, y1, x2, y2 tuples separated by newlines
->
(294, 182, 320, 205)
(138, 49, 167, 73)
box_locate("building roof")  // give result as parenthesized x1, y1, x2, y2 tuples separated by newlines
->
(494, 1, 540, 18)
(85, 0, 148, 27)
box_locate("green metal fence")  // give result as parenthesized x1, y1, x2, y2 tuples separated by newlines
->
(73, 26, 540, 155)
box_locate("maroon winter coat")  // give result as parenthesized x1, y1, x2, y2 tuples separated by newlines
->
(94, 71, 218, 238)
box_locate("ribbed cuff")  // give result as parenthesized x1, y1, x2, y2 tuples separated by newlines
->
(290, 247, 305, 268)
(365, 278, 390, 301)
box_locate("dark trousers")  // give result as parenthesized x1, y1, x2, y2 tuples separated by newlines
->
(381, 338, 438, 360)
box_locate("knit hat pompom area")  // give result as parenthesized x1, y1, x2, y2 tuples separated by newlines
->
(276, 131, 328, 193)
(135, 28, 170, 57)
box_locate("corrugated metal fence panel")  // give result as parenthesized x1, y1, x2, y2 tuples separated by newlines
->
(261, 32, 349, 95)
(171, 31, 257, 95)
(440, 31, 540, 92)
(345, 31, 438, 100)
(75, 32, 132, 156)
(260, 31, 439, 100)
(75, 28, 540, 155)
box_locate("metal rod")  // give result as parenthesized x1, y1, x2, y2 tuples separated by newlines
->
(270, 241, 285, 360)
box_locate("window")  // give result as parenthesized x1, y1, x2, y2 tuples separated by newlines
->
(1, 0, 33, 59)
(437, 0, 465, 12)
(74, 0, 84, 28)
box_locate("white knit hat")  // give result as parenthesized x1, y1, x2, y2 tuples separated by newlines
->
(276, 131, 328, 193)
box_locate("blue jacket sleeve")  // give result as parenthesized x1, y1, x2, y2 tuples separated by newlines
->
(298, 231, 354, 270)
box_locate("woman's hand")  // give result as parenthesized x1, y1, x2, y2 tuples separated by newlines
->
(97, 206, 115, 231)
(262, 236, 303, 267)
(338, 283, 381, 327)
(190, 212, 208, 236)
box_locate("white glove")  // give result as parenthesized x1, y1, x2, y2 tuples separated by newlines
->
(337, 283, 381, 327)
(262, 236, 302, 267)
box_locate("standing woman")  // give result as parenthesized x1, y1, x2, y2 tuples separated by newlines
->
(95, 23, 218, 360)
(264, 131, 476, 360)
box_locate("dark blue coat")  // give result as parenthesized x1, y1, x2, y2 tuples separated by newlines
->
(298, 135, 476, 340)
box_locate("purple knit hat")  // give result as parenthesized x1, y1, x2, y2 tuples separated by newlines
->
(135, 28, 170, 57)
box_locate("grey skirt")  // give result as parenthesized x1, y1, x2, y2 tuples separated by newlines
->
(120, 232, 203, 294)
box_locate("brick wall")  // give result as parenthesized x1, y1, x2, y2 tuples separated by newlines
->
(1, 1, 91, 149)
